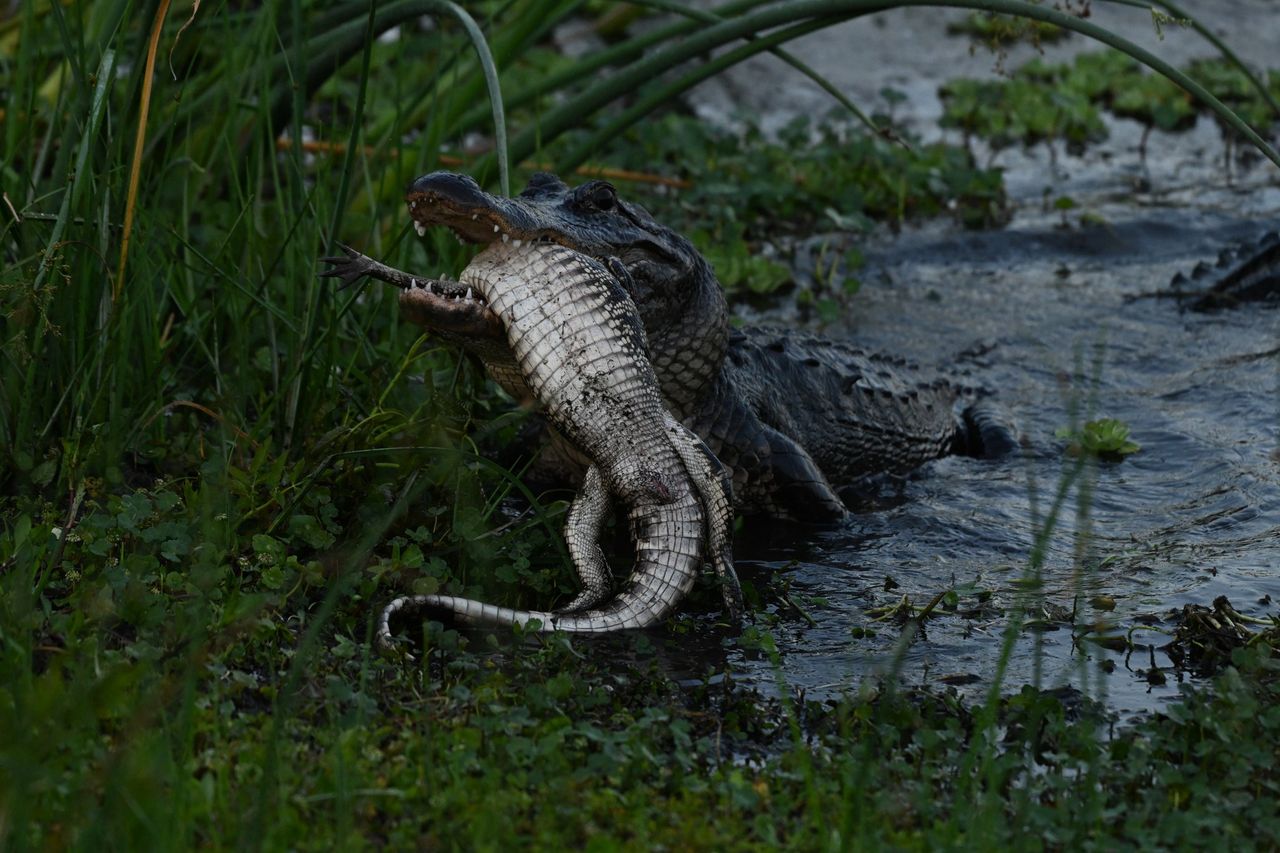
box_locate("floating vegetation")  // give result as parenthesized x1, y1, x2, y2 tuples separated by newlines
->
(1166, 596, 1280, 677)
(601, 111, 1007, 295)
(941, 51, 1280, 151)
(1057, 418, 1142, 460)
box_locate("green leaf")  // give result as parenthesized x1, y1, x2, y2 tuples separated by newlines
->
(252, 534, 286, 565)
(1059, 417, 1142, 459)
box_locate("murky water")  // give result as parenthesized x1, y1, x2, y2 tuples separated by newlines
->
(719, 205, 1279, 717)
(659, 2, 1280, 716)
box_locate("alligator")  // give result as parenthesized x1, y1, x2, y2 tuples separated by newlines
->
(366, 241, 740, 639)
(1170, 230, 1280, 311)
(324, 171, 1019, 523)
(324, 174, 1280, 635)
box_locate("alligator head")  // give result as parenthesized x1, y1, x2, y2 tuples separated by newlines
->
(400, 171, 730, 412)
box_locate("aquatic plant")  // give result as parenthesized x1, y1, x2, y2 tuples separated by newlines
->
(941, 49, 1280, 148)
(1057, 417, 1142, 460)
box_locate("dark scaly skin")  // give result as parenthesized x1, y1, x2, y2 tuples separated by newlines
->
(327, 175, 1280, 520)
(373, 242, 739, 639)
(325, 171, 991, 521)
(323, 177, 1278, 636)
(1170, 230, 1280, 310)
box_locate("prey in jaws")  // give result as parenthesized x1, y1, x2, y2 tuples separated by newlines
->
(325, 228, 739, 639)
(326, 172, 1016, 524)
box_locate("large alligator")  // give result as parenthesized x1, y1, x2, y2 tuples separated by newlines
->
(325, 174, 1280, 634)
(325, 171, 1019, 523)
(368, 241, 739, 639)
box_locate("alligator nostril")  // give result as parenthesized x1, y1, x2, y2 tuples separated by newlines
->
(405, 171, 485, 206)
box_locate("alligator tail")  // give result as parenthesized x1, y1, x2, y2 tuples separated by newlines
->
(377, 490, 704, 650)
(376, 585, 671, 645)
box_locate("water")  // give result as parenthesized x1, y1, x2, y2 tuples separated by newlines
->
(661, 2, 1280, 716)
(720, 207, 1279, 717)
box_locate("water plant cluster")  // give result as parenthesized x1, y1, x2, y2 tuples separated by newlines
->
(3, 0, 1280, 847)
(941, 49, 1280, 152)
(602, 112, 1007, 295)
(1057, 417, 1142, 460)
(946, 10, 1071, 46)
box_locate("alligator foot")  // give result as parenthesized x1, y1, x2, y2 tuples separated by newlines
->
(319, 243, 386, 289)
(666, 417, 743, 622)
(321, 245, 505, 339)
(320, 243, 447, 293)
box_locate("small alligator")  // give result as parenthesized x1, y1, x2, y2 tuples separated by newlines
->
(325, 172, 1019, 523)
(367, 241, 739, 638)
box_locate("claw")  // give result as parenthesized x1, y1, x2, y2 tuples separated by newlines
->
(319, 243, 371, 289)
(719, 563, 745, 624)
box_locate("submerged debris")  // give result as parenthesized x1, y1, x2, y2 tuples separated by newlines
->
(1164, 595, 1280, 676)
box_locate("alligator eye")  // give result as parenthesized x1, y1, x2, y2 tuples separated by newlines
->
(582, 182, 617, 212)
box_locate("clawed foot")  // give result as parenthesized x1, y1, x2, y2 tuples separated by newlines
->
(715, 557, 745, 626)
(319, 243, 374, 289)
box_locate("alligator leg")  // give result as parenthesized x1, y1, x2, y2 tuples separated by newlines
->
(685, 374, 849, 522)
(760, 427, 854, 521)
(956, 400, 1022, 458)
(320, 244, 506, 340)
(561, 464, 613, 611)
(320, 243, 422, 290)
(665, 416, 742, 621)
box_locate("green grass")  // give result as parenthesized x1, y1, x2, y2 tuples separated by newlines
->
(3, 1, 1280, 848)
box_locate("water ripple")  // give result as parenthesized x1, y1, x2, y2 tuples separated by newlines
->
(726, 212, 1280, 714)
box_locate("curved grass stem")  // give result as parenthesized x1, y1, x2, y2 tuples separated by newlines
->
(494, 0, 1280, 176)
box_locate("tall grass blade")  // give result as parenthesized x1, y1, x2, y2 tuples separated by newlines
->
(440, 1, 510, 196)
(116, 0, 174, 303)
(325, 0, 379, 255)
(557, 17, 837, 172)
(1101, 0, 1280, 120)
(493, 0, 1280, 173)
(33, 49, 116, 294)
(634, 0, 894, 141)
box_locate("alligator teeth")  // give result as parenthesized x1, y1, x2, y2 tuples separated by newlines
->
(493, 224, 500, 233)
(414, 222, 426, 237)
(409, 200, 417, 210)
(501, 233, 510, 243)
(512, 239, 522, 248)
(471, 214, 478, 221)
(465, 287, 473, 299)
